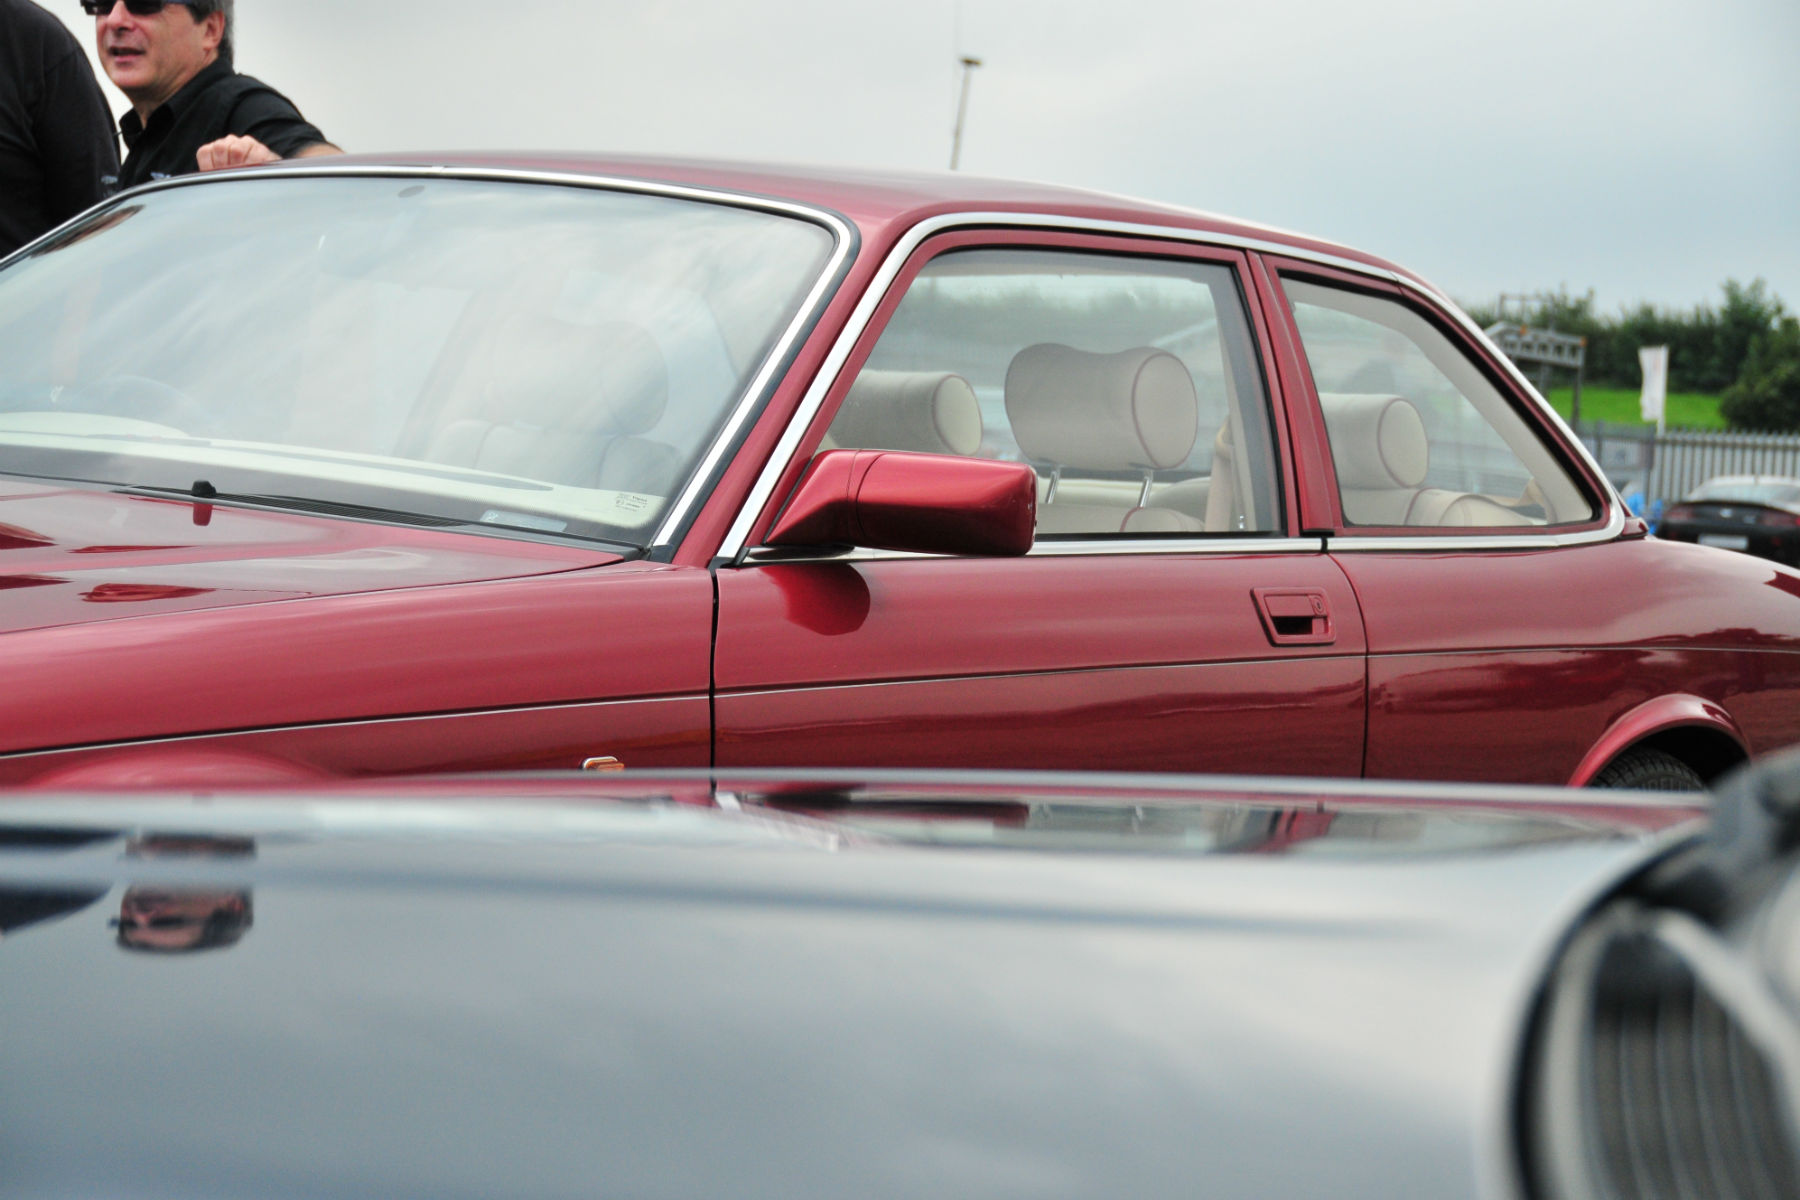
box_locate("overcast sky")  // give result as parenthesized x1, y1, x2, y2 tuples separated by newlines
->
(57, 0, 1799, 313)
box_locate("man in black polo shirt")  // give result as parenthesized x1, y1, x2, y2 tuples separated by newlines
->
(89, 0, 340, 191)
(0, 0, 119, 254)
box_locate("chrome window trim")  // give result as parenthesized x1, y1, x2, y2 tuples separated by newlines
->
(717, 211, 1394, 562)
(1030, 536, 1320, 557)
(82, 163, 858, 553)
(1324, 513, 1626, 553)
(44, 178, 1627, 559)
(1309, 274, 1627, 551)
(717, 209, 1627, 562)
(735, 519, 1629, 563)
(736, 537, 1329, 566)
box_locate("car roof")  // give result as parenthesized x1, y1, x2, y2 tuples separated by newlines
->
(312, 151, 1425, 285)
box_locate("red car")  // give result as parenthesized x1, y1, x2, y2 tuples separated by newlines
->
(0, 155, 1793, 790)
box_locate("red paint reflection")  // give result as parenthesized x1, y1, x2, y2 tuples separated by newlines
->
(82, 583, 213, 604)
(0, 522, 50, 551)
(0, 575, 62, 591)
(764, 564, 872, 637)
(72, 545, 187, 555)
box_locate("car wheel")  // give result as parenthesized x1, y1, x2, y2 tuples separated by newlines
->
(1590, 747, 1706, 792)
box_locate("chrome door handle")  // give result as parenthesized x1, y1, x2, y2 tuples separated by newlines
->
(1252, 587, 1335, 646)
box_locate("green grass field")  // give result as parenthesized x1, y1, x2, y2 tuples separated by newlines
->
(1541, 385, 1726, 430)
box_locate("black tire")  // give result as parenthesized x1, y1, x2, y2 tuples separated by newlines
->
(1590, 747, 1706, 792)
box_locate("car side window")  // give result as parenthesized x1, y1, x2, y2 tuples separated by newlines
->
(1283, 278, 1595, 529)
(824, 248, 1282, 537)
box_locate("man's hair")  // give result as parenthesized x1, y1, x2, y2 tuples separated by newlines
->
(185, 0, 234, 64)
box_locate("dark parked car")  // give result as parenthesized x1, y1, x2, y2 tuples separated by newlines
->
(0, 156, 1796, 792)
(3, 763, 1797, 1199)
(1658, 474, 1800, 565)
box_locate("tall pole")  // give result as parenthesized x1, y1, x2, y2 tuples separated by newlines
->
(950, 55, 982, 170)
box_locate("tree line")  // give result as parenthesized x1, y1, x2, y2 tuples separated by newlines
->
(1463, 279, 1800, 432)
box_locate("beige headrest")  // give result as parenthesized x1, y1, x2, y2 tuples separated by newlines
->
(832, 370, 983, 456)
(1005, 344, 1197, 471)
(482, 315, 666, 435)
(1319, 393, 1428, 489)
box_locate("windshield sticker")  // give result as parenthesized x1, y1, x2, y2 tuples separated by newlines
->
(479, 510, 569, 533)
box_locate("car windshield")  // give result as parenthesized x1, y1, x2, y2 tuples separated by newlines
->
(0, 176, 837, 547)
(1688, 479, 1800, 506)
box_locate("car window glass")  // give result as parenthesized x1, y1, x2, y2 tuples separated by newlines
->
(552, 271, 741, 466)
(0, 179, 835, 548)
(1283, 278, 1595, 529)
(826, 248, 1280, 538)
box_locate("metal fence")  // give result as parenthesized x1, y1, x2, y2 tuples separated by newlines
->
(1576, 422, 1800, 509)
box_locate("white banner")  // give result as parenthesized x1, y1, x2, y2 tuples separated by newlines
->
(1639, 345, 1670, 430)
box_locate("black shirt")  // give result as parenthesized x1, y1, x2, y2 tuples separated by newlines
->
(0, 0, 120, 256)
(116, 57, 327, 192)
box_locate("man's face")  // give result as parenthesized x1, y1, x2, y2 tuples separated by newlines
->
(95, 1, 225, 114)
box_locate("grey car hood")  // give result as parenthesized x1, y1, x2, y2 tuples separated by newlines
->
(0, 779, 1698, 1200)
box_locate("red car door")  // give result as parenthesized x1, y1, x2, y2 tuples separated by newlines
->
(1264, 259, 1797, 785)
(713, 232, 1368, 777)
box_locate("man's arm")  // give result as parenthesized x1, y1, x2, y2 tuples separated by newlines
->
(197, 84, 338, 172)
(195, 135, 342, 172)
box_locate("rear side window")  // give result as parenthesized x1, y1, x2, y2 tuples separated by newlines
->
(825, 247, 1282, 538)
(1284, 278, 1595, 529)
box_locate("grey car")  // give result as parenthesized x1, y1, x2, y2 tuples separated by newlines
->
(0, 764, 1795, 1199)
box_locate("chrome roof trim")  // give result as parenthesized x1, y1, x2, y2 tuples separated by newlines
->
(85, 163, 859, 554)
(736, 537, 1329, 566)
(895, 210, 1410, 279)
(106, 160, 853, 227)
(718, 210, 1410, 562)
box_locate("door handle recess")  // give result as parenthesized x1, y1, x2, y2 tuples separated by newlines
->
(1253, 587, 1335, 646)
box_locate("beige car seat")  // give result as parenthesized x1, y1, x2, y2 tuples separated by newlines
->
(1319, 392, 1537, 528)
(1318, 392, 1431, 525)
(426, 314, 679, 492)
(824, 369, 984, 456)
(1005, 344, 1202, 535)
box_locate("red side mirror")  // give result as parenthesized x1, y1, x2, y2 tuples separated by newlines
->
(766, 450, 1036, 557)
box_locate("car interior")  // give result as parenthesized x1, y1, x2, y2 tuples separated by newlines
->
(824, 247, 1284, 539)
(822, 247, 1602, 541)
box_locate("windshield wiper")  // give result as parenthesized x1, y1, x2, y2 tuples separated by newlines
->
(124, 482, 489, 530)
(118, 482, 644, 554)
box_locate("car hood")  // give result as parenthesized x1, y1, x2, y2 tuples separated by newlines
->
(0, 773, 1702, 1200)
(0, 478, 619, 634)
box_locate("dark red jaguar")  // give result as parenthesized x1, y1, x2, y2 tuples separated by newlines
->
(0, 154, 1794, 790)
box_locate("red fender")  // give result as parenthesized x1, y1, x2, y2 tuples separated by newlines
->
(1567, 694, 1747, 787)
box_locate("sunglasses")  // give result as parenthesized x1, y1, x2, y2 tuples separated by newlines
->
(81, 0, 193, 15)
